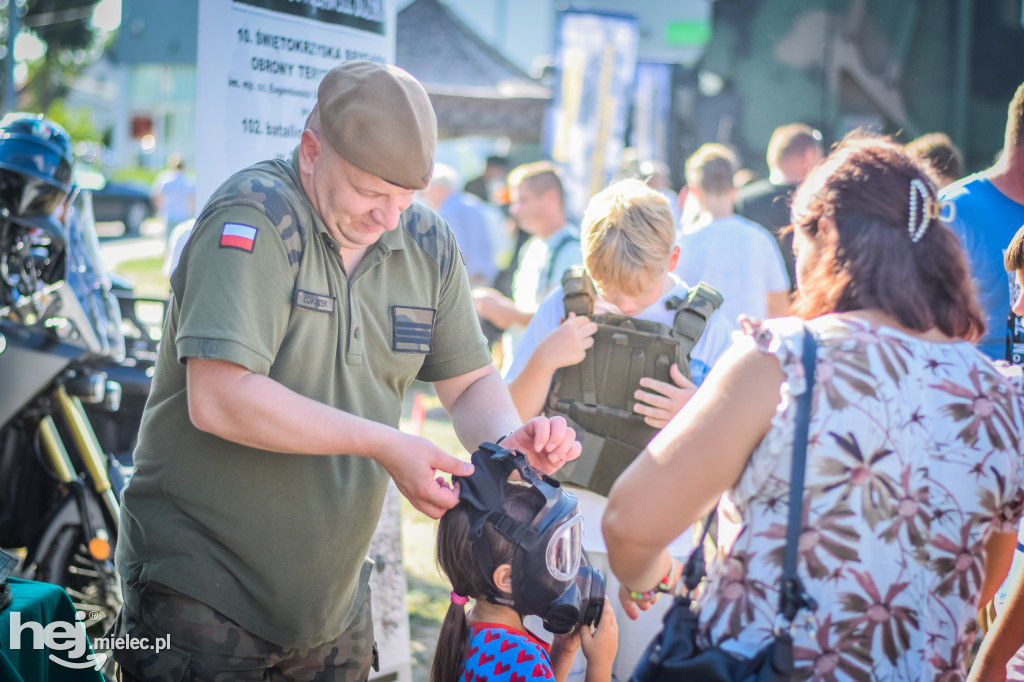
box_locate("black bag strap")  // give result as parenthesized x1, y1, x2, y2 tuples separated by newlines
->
(680, 326, 818, 622)
(682, 507, 717, 592)
(779, 326, 818, 621)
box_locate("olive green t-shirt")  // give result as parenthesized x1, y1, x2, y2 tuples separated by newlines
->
(116, 153, 491, 648)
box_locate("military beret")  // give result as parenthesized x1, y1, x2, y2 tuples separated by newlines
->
(317, 61, 437, 190)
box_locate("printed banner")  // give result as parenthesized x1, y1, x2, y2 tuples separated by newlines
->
(233, 0, 386, 34)
(194, 0, 395, 207)
(544, 10, 638, 222)
(630, 61, 674, 168)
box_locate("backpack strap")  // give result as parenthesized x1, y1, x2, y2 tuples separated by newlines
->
(665, 281, 723, 373)
(543, 232, 581, 291)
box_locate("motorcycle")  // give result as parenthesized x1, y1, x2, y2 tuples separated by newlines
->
(0, 182, 154, 676)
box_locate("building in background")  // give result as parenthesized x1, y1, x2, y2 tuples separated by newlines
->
(111, 0, 199, 170)
(65, 0, 1024, 199)
(103, 0, 714, 175)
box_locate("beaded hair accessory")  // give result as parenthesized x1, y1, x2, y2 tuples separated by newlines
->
(907, 178, 955, 243)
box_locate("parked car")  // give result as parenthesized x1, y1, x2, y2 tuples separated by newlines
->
(75, 164, 155, 236)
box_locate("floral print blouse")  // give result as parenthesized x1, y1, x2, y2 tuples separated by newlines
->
(694, 315, 1024, 682)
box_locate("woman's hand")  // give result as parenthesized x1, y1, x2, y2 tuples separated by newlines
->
(633, 363, 698, 428)
(618, 557, 683, 620)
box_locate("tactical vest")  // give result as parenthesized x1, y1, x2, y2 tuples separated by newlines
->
(545, 265, 723, 496)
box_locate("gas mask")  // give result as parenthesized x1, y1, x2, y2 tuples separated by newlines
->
(456, 442, 605, 634)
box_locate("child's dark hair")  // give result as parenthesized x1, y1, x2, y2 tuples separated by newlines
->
(430, 482, 545, 682)
(1004, 225, 1024, 273)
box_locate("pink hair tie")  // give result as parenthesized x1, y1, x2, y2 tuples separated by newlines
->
(450, 591, 469, 606)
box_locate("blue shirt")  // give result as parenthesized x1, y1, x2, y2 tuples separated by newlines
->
(439, 191, 497, 285)
(153, 170, 196, 228)
(941, 174, 1024, 361)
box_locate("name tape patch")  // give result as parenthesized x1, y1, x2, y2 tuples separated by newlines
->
(294, 289, 335, 314)
(219, 223, 258, 253)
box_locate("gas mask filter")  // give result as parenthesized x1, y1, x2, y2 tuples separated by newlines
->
(455, 442, 605, 634)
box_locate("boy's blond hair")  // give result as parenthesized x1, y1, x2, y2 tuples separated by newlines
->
(685, 143, 739, 195)
(582, 178, 676, 297)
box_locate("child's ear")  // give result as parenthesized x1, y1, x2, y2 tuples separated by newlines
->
(492, 564, 514, 594)
(668, 244, 680, 271)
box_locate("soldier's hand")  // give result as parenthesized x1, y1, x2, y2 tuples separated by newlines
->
(502, 415, 581, 475)
(633, 363, 698, 429)
(374, 431, 474, 519)
(537, 313, 598, 370)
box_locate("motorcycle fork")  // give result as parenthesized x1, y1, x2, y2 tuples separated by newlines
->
(53, 385, 119, 527)
(37, 385, 119, 562)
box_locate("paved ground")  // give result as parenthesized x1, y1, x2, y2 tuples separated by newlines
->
(96, 218, 166, 271)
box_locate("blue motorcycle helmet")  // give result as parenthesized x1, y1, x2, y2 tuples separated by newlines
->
(0, 113, 74, 218)
(455, 442, 605, 634)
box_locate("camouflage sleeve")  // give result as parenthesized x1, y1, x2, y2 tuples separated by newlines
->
(174, 204, 295, 374)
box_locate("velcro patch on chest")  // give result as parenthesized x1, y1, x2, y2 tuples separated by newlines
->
(294, 289, 335, 313)
(391, 305, 435, 353)
(219, 223, 258, 252)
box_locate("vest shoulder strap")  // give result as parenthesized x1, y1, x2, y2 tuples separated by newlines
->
(560, 264, 595, 317)
(666, 281, 724, 364)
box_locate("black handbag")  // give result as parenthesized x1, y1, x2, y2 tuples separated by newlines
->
(631, 328, 818, 682)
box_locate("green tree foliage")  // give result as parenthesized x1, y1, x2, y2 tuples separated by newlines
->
(45, 97, 100, 142)
(14, 0, 105, 112)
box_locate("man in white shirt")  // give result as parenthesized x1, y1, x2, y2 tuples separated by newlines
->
(675, 143, 791, 328)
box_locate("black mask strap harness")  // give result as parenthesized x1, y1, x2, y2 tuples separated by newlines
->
(455, 442, 576, 606)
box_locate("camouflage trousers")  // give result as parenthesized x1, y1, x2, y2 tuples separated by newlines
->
(110, 582, 378, 682)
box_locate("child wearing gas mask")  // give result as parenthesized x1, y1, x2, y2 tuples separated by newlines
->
(430, 443, 618, 682)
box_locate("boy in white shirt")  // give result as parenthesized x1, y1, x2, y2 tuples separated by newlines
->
(675, 143, 791, 328)
(504, 178, 734, 679)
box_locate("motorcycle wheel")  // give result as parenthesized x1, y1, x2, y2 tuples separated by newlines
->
(36, 524, 122, 680)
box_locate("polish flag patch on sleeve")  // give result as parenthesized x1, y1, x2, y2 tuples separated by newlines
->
(219, 223, 258, 253)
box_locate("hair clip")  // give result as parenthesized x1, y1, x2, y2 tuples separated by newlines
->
(907, 179, 955, 243)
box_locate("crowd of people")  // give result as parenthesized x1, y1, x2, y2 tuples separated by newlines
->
(107, 60, 1024, 682)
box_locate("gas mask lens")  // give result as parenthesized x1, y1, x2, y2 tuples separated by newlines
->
(545, 513, 583, 581)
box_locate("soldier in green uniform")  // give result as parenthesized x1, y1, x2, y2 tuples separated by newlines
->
(110, 61, 581, 682)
